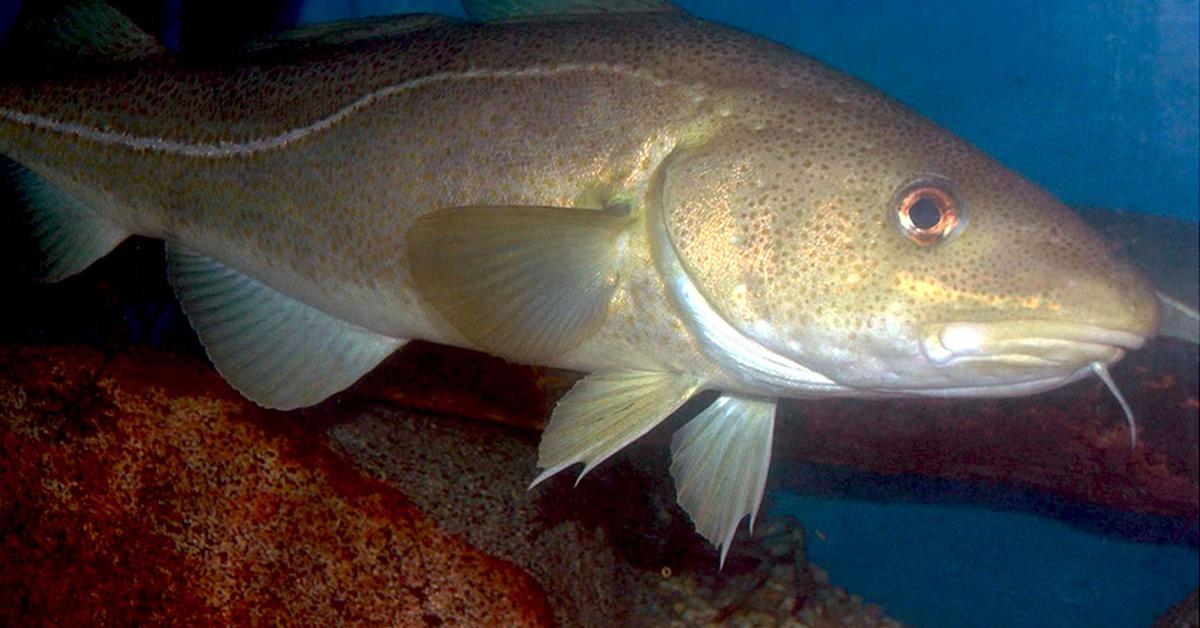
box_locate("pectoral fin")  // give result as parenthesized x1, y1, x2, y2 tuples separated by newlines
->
(408, 205, 632, 363)
(166, 246, 404, 410)
(530, 370, 701, 487)
(670, 394, 777, 567)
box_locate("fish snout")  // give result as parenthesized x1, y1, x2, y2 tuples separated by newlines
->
(929, 254, 1162, 367)
(1072, 267, 1162, 340)
(921, 320, 1146, 368)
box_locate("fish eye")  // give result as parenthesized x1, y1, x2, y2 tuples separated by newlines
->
(891, 175, 965, 246)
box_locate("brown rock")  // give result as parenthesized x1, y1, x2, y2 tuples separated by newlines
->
(350, 340, 573, 432)
(0, 343, 907, 626)
(0, 344, 553, 626)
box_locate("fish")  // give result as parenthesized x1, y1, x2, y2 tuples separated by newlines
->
(0, 0, 1176, 565)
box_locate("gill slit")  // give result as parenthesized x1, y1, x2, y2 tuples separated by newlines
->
(645, 147, 844, 396)
(1090, 362, 1137, 449)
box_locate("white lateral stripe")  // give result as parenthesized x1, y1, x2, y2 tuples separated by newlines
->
(0, 63, 674, 158)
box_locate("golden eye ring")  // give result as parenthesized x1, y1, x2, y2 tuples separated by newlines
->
(891, 175, 965, 246)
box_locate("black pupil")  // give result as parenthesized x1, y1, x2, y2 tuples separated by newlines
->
(909, 197, 943, 230)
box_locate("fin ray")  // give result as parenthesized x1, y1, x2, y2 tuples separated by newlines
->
(531, 370, 701, 487)
(166, 245, 404, 410)
(408, 205, 631, 363)
(3, 159, 128, 282)
(669, 394, 776, 567)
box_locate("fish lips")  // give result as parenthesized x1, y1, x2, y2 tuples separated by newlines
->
(921, 320, 1146, 369)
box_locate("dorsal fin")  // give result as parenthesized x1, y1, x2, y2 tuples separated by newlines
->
(463, 0, 676, 22)
(240, 14, 457, 55)
(1, 0, 163, 74)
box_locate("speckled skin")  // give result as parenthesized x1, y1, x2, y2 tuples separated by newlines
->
(0, 12, 1159, 399)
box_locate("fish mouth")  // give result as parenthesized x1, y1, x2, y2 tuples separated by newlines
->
(919, 320, 1146, 448)
(921, 320, 1146, 368)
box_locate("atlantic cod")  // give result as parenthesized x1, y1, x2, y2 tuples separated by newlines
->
(0, 0, 1169, 564)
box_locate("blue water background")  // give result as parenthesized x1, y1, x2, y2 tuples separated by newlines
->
(772, 492, 1198, 628)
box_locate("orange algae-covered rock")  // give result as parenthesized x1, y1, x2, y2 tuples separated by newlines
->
(0, 344, 907, 627)
(0, 344, 552, 626)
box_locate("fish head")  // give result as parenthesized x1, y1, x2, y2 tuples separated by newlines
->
(660, 98, 1159, 397)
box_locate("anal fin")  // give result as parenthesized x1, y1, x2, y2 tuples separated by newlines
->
(531, 370, 701, 487)
(166, 245, 404, 410)
(669, 394, 777, 568)
(3, 158, 128, 282)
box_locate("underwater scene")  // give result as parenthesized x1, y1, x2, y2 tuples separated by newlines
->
(0, 0, 1196, 626)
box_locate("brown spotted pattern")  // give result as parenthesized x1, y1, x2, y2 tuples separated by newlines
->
(662, 90, 1158, 387)
(0, 12, 1159, 393)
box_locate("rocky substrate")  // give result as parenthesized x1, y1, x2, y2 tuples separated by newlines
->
(0, 343, 904, 626)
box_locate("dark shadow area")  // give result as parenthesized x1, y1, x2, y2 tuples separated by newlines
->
(0, 0, 306, 56)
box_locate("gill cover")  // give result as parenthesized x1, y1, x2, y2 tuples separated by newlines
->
(661, 130, 814, 361)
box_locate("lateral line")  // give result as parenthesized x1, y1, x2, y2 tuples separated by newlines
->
(0, 63, 674, 158)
